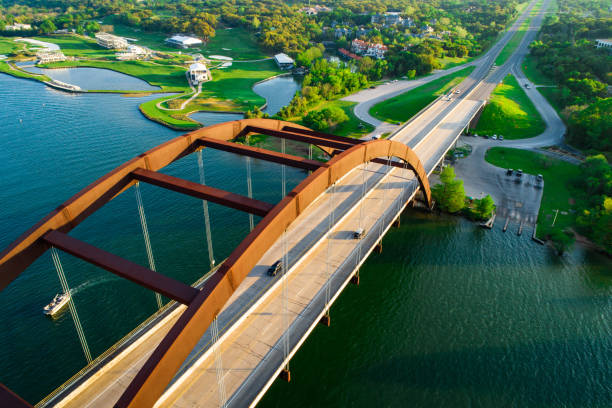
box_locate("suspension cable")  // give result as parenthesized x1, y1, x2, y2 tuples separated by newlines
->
(308, 144, 313, 175)
(211, 315, 227, 408)
(50, 248, 92, 364)
(281, 139, 286, 198)
(379, 156, 392, 240)
(134, 182, 163, 309)
(197, 150, 215, 269)
(246, 157, 254, 232)
(324, 183, 336, 312)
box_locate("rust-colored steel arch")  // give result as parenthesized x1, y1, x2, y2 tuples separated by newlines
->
(0, 119, 311, 291)
(0, 119, 431, 407)
(117, 139, 431, 407)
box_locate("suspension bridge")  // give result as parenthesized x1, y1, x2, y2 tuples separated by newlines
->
(0, 0, 549, 405)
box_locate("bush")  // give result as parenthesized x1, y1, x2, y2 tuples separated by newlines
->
(303, 106, 348, 131)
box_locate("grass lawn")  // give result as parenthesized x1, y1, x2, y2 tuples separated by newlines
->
(204, 28, 268, 60)
(495, 18, 530, 66)
(199, 60, 279, 107)
(485, 147, 580, 237)
(0, 60, 51, 81)
(521, 54, 554, 85)
(369, 66, 475, 123)
(474, 74, 545, 139)
(437, 55, 473, 69)
(139, 95, 201, 130)
(42, 59, 189, 91)
(34, 35, 116, 59)
(0, 37, 26, 55)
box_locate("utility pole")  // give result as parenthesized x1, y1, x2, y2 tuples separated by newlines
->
(551, 209, 559, 227)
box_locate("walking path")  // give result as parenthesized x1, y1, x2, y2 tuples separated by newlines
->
(155, 73, 202, 111)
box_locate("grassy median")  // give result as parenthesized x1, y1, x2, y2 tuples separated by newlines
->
(474, 74, 545, 139)
(369, 66, 475, 123)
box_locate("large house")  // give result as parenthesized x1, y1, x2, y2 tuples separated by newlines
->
(595, 39, 612, 50)
(95, 32, 128, 50)
(371, 11, 404, 26)
(351, 39, 388, 59)
(274, 53, 295, 69)
(116, 45, 150, 60)
(165, 35, 202, 49)
(36, 50, 66, 64)
(299, 5, 332, 15)
(5, 23, 32, 31)
(188, 62, 210, 84)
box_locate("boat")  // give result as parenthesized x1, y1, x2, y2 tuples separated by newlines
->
(43, 292, 70, 317)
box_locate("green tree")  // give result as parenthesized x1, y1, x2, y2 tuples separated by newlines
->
(303, 106, 349, 131)
(475, 194, 495, 219)
(39, 19, 56, 34)
(432, 166, 465, 213)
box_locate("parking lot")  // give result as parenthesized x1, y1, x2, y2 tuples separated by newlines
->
(453, 140, 544, 234)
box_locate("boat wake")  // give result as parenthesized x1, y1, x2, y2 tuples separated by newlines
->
(70, 276, 120, 296)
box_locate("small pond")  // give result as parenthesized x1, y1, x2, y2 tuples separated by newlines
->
(21, 66, 160, 92)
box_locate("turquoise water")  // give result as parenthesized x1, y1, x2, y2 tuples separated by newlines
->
(22, 65, 161, 91)
(0, 72, 610, 407)
(0, 73, 305, 402)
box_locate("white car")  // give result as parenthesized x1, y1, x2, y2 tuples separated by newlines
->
(492, 135, 498, 140)
(371, 134, 381, 140)
(454, 90, 461, 94)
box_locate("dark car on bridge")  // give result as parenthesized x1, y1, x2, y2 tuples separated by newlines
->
(267, 260, 282, 277)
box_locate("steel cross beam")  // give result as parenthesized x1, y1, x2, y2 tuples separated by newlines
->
(43, 230, 199, 305)
(243, 126, 355, 151)
(281, 125, 364, 145)
(196, 137, 322, 171)
(0, 384, 32, 408)
(131, 168, 274, 217)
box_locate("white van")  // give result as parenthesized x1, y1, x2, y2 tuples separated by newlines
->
(353, 228, 365, 239)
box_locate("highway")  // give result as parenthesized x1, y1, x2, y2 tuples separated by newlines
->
(44, 0, 553, 406)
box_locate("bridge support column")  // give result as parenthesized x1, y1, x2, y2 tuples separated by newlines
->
(350, 269, 360, 285)
(280, 367, 291, 382)
(319, 313, 331, 327)
(375, 241, 382, 253)
(392, 217, 400, 228)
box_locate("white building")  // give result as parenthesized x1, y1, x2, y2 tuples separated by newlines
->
(95, 32, 128, 50)
(36, 49, 66, 64)
(299, 5, 332, 15)
(116, 45, 150, 60)
(595, 39, 612, 49)
(188, 62, 210, 84)
(274, 53, 295, 69)
(5, 23, 32, 31)
(165, 35, 203, 49)
(351, 39, 388, 59)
